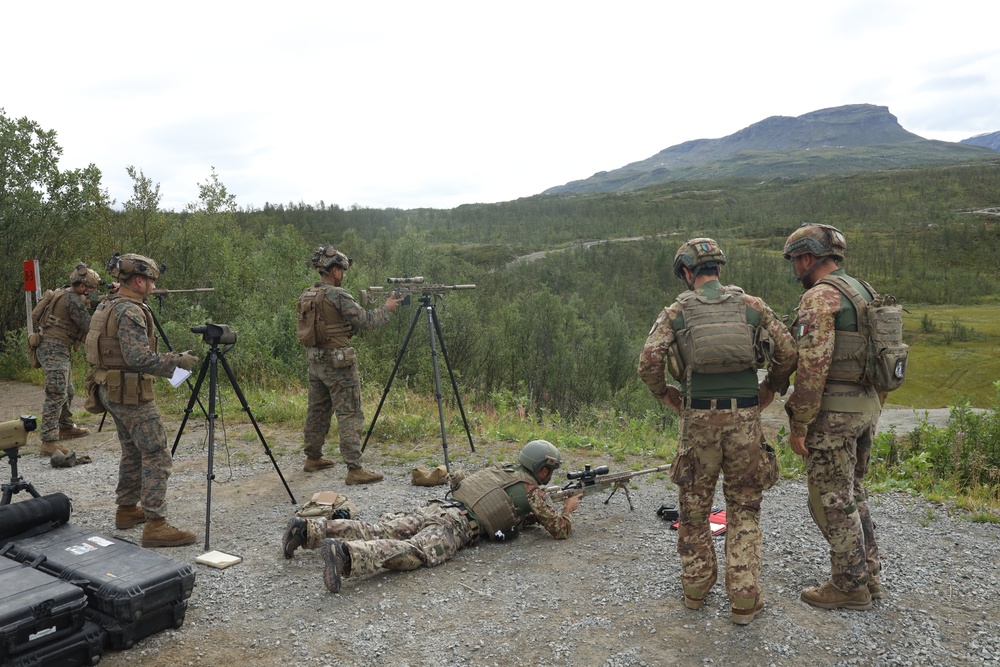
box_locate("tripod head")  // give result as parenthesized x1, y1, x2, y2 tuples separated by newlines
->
(191, 323, 237, 347)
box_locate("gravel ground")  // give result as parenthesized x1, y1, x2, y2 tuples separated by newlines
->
(2, 380, 999, 667)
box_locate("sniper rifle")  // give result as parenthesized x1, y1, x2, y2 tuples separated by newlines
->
(360, 277, 475, 307)
(545, 464, 672, 511)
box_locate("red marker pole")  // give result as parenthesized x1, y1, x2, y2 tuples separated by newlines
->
(24, 260, 39, 333)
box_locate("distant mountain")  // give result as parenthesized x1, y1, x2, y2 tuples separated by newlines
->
(961, 131, 1000, 152)
(544, 104, 995, 195)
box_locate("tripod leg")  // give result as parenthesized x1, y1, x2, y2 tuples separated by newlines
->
(171, 355, 212, 456)
(425, 304, 452, 472)
(430, 306, 476, 453)
(361, 304, 423, 451)
(204, 349, 219, 551)
(217, 354, 297, 505)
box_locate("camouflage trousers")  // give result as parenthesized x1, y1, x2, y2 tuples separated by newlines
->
(99, 385, 172, 519)
(37, 338, 76, 441)
(309, 503, 474, 578)
(803, 409, 881, 593)
(671, 405, 774, 606)
(303, 353, 364, 467)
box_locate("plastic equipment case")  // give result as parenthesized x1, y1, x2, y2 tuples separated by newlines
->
(4, 619, 105, 667)
(1, 523, 195, 648)
(0, 557, 88, 661)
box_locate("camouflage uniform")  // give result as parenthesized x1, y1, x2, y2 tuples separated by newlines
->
(35, 288, 92, 443)
(785, 268, 882, 594)
(303, 465, 572, 580)
(88, 293, 185, 519)
(639, 279, 796, 608)
(302, 282, 393, 468)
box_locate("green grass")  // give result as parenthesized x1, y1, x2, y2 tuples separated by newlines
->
(889, 304, 1000, 408)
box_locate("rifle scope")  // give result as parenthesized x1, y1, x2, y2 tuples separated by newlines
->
(566, 464, 610, 480)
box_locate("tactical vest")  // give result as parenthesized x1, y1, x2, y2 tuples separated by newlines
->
(38, 289, 86, 345)
(450, 465, 536, 541)
(86, 295, 157, 370)
(297, 283, 354, 349)
(815, 274, 872, 384)
(671, 286, 760, 379)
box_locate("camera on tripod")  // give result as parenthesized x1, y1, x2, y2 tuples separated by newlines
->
(190, 323, 237, 346)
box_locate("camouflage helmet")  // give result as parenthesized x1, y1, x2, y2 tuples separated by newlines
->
(672, 238, 726, 278)
(783, 223, 847, 261)
(518, 439, 562, 478)
(69, 262, 101, 289)
(108, 253, 164, 281)
(312, 245, 352, 273)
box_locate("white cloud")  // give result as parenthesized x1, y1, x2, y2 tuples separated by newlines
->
(4, 0, 998, 211)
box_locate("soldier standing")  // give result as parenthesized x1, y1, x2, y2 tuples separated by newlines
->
(638, 238, 797, 625)
(33, 263, 101, 463)
(281, 440, 578, 593)
(297, 245, 402, 484)
(85, 253, 198, 547)
(782, 223, 883, 610)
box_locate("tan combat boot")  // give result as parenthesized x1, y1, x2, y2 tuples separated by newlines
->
(868, 579, 884, 600)
(732, 594, 765, 625)
(115, 505, 146, 530)
(345, 467, 383, 485)
(58, 425, 90, 440)
(39, 441, 71, 456)
(303, 457, 336, 473)
(800, 580, 872, 611)
(141, 518, 196, 548)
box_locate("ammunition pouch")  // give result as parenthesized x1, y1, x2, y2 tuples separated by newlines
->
(27, 333, 42, 369)
(100, 370, 155, 406)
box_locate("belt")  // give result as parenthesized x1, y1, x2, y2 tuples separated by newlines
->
(685, 396, 759, 410)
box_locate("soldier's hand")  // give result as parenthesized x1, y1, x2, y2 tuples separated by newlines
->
(790, 433, 808, 457)
(662, 386, 683, 414)
(385, 291, 404, 312)
(758, 382, 776, 410)
(563, 494, 580, 514)
(176, 350, 198, 371)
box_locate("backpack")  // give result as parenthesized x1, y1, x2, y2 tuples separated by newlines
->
(296, 287, 326, 347)
(30, 289, 58, 327)
(820, 275, 909, 393)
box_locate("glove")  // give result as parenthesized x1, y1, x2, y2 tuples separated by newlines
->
(176, 350, 198, 371)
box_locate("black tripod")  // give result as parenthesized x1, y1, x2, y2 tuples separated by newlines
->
(362, 294, 474, 472)
(172, 324, 296, 550)
(1, 415, 40, 505)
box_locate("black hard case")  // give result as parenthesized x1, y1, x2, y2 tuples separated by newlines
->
(0, 524, 195, 638)
(0, 558, 88, 661)
(4, 619, 105, 667)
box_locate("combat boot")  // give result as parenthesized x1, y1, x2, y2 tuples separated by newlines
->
(732, 595, 765, 625)
(141, 518, 196, 548)
(282, 517, 308, 559)
(800, 580, 872, 611)
(115, 505, 146, 530)
(345, 467, 383, 485)
(321, 538, 351, 593)
(868, 579, 884, 600)
(39, 441, 70, 457)
(58, 425, 90, 440)
(303, 456, 336, 473)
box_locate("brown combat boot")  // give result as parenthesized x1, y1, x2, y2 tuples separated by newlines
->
(58, 425, 90, 440)
(115, 505, 146, 530)
(345, 467, 383, 485)
(732, 595, 765, 625)
(39, 441, 71, 456)
(141, 518, 196, 548)
(868, 579, 884, 600)
(282, 517, 308, 559)
(303, 457, 336, 473)
(800, 580, 872, 611)
(322, 538, 351, 593)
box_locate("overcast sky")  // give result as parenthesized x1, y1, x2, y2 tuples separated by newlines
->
(4, 1, 998, 211)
